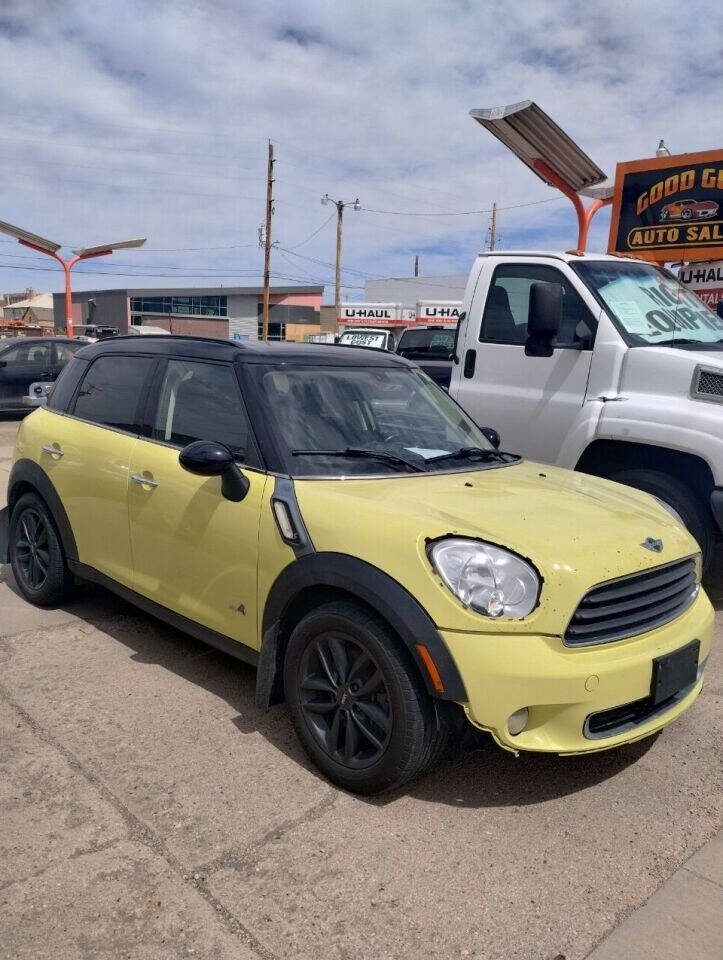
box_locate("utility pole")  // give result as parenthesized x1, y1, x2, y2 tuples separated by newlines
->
(321, 194, 360, 320)
(261, 140, 274, 341)
(486, 202, 497, 251)
(413, 255, 419, 277)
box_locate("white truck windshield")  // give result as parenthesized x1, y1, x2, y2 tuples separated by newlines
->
(574, 260, 723, 346)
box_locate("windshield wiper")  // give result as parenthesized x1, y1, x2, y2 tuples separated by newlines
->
(423, 446, 519, 465)
(291, 447, 425, 473)
(650, 338, 704, 346)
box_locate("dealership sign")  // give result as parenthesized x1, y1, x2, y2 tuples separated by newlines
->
(608, 150, 723, 262)
(677, 260, 723, 310)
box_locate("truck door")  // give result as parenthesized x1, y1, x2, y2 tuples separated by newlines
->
(453, 261, 596, 462)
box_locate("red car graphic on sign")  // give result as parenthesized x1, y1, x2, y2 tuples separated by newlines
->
(659, 198, 719, 221)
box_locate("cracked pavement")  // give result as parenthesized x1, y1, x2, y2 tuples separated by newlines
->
(0, 417, 721, 960)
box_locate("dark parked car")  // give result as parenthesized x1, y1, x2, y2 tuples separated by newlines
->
(396, 326, 457, 388)
(0, 337, 85, 412)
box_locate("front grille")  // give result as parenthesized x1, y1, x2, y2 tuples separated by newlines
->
(565, 557, 698, 646)
(694, 368, 723, 400)
(584, 657, 705, 739)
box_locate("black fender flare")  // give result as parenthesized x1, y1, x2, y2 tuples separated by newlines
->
(6, 458, 78, 561)
(257, 552, 467, 706)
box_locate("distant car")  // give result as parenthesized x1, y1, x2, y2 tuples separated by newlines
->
(660, 199, 719, 221)
(396, 325, 457, 389)
(0, 337, 85, 413)
(337, 329, 396, 351)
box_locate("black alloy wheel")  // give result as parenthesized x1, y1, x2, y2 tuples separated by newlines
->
(284, 600, 456, 794)
(9, 492, 74, 606)
(14, 507, 50, 590)
(299, 632, 392, 768)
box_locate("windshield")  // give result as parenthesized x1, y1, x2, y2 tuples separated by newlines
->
(397, 329, 455, 358)
(253, 363, 499, 477)
(573, 260, 723, 346)
(339, 331, 387, 349)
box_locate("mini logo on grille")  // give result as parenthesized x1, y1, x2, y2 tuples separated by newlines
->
(641, 537, 664, 553)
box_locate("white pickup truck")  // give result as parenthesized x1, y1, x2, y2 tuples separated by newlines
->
(449, 251, 723, 567)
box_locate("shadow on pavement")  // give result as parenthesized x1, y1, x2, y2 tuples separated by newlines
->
(1, 563, 673, 810)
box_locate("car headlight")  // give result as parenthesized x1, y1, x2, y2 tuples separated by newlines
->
(429, 537, 540, 619)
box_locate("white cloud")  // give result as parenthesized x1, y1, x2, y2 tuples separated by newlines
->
(0, 0, 719, 300)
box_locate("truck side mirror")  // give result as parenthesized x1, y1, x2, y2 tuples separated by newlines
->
(717, 300, 723, 320)
(481, 426, 501, 449)
(525, 282, 562, 358)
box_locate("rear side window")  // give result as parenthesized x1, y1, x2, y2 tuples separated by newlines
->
(151, 358, 258, 464)
(47, 357, 89, 412)
(72, 355, 154, 432)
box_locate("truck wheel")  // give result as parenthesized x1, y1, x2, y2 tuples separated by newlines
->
(9, 492, 74, 606)
(284, 600, 452, 794)
(610, 469, 715, 571)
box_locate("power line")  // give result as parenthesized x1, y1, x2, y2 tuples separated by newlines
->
(360, 196, 563, 217)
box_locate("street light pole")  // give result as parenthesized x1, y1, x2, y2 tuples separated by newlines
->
(0, 220, 146, 337)
(321, 195, 360, 320)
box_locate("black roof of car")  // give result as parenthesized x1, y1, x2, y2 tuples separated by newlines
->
(76, 334, 414, 367)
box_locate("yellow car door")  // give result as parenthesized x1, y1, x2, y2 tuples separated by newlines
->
(31, 354, 156, 586)
(127, 357, 267, 648)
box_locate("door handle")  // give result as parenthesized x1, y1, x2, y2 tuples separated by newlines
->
(41, 443, 64, 458)
(131, 473, 159, 488)
(463, 349, 476, 378)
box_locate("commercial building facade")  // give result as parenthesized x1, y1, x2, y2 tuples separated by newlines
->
(52, 285, 324, 341)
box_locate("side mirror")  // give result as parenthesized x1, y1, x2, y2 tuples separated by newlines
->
(717, 300, 723, 320)
(525, 282, 562, 358)
(481, 426, 501, 449)
(179, 440, 249, 502)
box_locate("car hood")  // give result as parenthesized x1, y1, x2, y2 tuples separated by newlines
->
(294, 460, 699, 634)
(619, 345, 723, 400)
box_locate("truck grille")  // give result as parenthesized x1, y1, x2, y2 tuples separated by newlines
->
(565, 557, 698, 646)
(694, 368, 723, 400)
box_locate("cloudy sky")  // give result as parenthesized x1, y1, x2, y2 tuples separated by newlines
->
(0, 0, 720, 301)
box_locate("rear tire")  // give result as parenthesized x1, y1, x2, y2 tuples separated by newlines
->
(284, 600, 452, 794)
(9, 492, 74, 606)
(610, 468, 715, 571)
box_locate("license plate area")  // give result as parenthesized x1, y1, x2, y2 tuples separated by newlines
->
(651, 640, 700, 705)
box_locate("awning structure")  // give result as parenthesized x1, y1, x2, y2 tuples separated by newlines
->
(470, 101, 613, 253)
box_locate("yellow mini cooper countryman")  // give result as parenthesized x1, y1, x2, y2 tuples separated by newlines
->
(0, 336, 713, 793)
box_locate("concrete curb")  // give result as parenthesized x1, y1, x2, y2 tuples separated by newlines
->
(585, 830, 723, 959)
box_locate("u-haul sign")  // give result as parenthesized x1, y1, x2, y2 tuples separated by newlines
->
(677, 260, 723, 311)
(339, 303, 402, 326)
(416, 301, 463, 324)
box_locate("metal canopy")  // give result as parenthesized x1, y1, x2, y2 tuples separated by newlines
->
(0, 219, 61, 254)
(470, 101, 607, 193)
(580, 177, 615, 200)
(72, 237, 146, 257)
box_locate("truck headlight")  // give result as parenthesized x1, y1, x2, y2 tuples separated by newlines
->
(429, 538, 540, 619)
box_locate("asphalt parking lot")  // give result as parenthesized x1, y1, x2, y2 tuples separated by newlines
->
(1, 415, 721, 960)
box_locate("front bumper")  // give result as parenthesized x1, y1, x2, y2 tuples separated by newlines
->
(441, 589, 714, 754)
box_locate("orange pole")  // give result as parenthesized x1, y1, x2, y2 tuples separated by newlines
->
(532, 159, 612, 254)
(19, 241, 111, 337)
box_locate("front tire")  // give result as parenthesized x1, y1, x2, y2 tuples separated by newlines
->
(610, 469, 715, 571)
(9, 492, 74, 605)
(284, 600, 451, 794)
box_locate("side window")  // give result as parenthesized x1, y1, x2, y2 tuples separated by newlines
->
(152, 359, 257, 464)
(479, 264, 595, 347)
(47, 357, 89, 412)
(1, 341, 52, 365)
(73, 355, 154, 431)
(54, 342, 82, 364)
